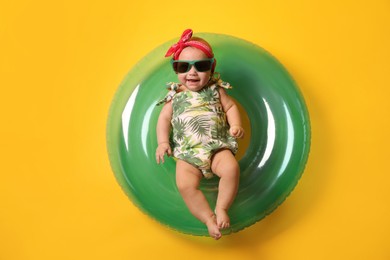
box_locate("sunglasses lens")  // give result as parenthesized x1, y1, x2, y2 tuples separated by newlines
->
(173, 62, 190, 73)
(172, 59, 213, 73)
(194, 60, 212, 72)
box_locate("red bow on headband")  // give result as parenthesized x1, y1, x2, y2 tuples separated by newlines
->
(165, 29, 213, 60)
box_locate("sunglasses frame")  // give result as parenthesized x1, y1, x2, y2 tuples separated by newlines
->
(170, 58, 215, 73)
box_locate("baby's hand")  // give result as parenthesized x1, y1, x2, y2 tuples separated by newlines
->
(229, 125, 245, 139)
(156, 142, 172, 164)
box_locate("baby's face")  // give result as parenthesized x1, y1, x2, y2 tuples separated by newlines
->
(176, 47, 212, 92)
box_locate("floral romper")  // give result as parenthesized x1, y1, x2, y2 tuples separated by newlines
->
(157, 79, 238, 179)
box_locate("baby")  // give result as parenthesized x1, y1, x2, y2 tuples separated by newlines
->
(156, 29, 244, 240)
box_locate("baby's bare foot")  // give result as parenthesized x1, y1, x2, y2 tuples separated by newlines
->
(215, 208, 230, 229)
(205, 215, 222, 240)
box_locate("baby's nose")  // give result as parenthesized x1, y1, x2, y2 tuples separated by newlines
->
(188, 64, 197, 74)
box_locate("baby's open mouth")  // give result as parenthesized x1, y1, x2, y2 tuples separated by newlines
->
(186, 79, 199, 83)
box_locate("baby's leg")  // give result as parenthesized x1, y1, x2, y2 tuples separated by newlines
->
(211, 149, 240, 229)
(176, 160, 221, 240)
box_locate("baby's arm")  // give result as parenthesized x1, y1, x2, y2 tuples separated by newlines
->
(156, 102, 173, 164)
(219, 88, 245, 139)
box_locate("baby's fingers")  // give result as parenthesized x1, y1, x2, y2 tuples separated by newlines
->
(237, 129, 245, 138)
(156, 152, 164, 164)
(230, 127, 244, 139)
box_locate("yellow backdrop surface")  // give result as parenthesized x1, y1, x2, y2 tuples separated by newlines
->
(1, 0, 389, 259)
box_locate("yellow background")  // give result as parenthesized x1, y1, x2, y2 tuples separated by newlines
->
(1, 0, 389, 259)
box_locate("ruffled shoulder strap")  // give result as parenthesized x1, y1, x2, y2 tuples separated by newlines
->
(209, 73, 233, 90)
(210, 77, 233, 90)
(156, 82, 180, 106)
(215, 78, 232, 90)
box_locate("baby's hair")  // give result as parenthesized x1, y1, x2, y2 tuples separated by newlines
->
(185, 36, 214, 58)
(190, 36, 217, 74)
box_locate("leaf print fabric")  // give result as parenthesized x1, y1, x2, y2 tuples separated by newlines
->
(168, 82, 238, 179)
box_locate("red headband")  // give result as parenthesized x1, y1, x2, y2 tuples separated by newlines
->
(165, 29, 214, 60)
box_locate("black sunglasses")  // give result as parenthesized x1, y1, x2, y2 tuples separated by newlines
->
(171, 58, 214, 73)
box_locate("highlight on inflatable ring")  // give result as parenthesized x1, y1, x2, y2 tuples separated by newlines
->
(106, 33, 311, 236)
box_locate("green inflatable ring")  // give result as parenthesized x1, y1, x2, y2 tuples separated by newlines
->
(107, 33, 311, 236)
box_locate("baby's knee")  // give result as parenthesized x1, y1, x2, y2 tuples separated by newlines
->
(176, 179, 204, 198)
(176, 166, 202, 194)
(213, 157, 240, 179)
(176, 180, 196, 193)
(225, 162, 240, 179)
